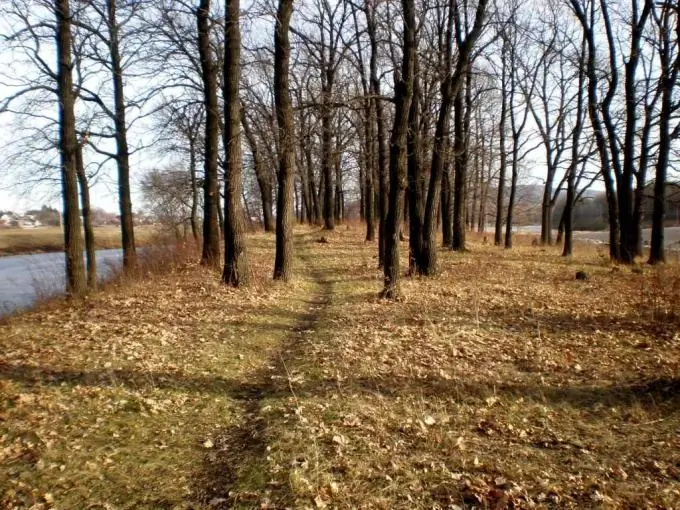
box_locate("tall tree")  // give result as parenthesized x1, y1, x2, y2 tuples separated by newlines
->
(273, 0, 296, 281)
(649, 2, 680, 264)
(562, 32, 588, 257)
(222, 0, 249, 286)
(364, 0, 389, 265)
(197, 0, 221, 266)
(241, 109, 275, 232)
(494, 35, 509, 246)
(382, 0, 416, 298)
(106, 0, 136, 270)
(568, 0, 654, 263)
(76, 136, 97, 289)
(55, 0, 87, 296)
(72, 0, 139, 270)
(421, 0, 489, 273)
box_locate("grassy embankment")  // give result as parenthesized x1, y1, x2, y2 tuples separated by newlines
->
(0, 226, 157, 257)
(1, 226, 679, 509)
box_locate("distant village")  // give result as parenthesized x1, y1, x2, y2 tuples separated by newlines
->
(0, 206, 153, 229)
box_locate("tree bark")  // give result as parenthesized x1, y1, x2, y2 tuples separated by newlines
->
(76, 140, 97, 289)
(495, 39, 508, 246)
(241, 110, 275, 232)
(504, 154, 518, 249)
(321, 88, 335, 230)
(407, 57, 425, 274)
(222, 0, 248, 286)
(366, 2, 388, 265)
(563, 33, 587, 258)
(55, 0, 86, 297)
(197, 0, 221, 267)
(382, 0, 416, 298)
(189, 137, 199, 241)
(273, 0, 295, 281)
(649, 6, 679, 264)
(106, 0, 137, 271)
(452, 80, 469, 251)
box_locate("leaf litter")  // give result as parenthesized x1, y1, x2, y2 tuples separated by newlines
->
(1, 227, 679, 509)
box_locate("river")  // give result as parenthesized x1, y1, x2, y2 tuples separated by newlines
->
(0, 249, 124, 317)
(515, 225, 680, 249)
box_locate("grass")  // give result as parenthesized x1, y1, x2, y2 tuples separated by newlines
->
(1, 226, 679, 509)
(0, 226, 158, 256)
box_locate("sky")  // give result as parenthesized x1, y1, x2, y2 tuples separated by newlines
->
(0, 0, 606, 217)
(0, 3, 156, 215)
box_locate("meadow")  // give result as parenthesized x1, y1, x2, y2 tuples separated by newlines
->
(0, 226, 157, 257)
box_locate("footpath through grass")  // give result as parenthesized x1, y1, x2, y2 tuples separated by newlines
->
(1, 226, 679, 509)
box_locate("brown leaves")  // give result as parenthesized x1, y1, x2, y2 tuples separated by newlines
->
(2, 228, 680, 508)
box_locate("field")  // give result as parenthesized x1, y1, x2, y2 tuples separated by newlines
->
(1, 226, 679, 509)
(0, 226, 157, 256)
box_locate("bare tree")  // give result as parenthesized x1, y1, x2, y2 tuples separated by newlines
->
(649, 2, 680, 264)
(273, 0, 296, 281)
(381, 0, 415, 298)
(56, 0, 87, 295)
(197, 0, 221, 266)
(222, 0, 248, 285)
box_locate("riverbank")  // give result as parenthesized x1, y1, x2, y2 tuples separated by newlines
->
(0, 226, 158, 257)
(1, 227, 679, 508)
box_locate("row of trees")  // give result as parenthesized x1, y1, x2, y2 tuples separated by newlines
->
(1, 0, 679, 298)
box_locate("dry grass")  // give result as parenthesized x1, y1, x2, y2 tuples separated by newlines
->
(1, 226, 679, 509)
(0, 226, 158, 256)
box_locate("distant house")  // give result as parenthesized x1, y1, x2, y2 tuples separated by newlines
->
(0, 213, 13, 226)
(16, 216, 40, 228)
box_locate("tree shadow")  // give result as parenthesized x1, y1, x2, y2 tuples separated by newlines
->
(455, 301, 679, 340)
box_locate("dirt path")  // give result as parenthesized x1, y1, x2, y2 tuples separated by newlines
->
(196, 233, 335, 507)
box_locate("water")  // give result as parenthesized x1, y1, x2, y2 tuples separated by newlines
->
(0, 249, 124, 317)
(515, 225, 680, 248)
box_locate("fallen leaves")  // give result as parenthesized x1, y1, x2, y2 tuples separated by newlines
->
(2, 228, 680, 509)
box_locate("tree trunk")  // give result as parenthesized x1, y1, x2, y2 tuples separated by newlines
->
(189, 138, 199, 241)
(649, 6, 678, 264)
(322, 85, 335, 230)
(76, 139, 97, 289)
(470, 124, 480, 232)
(334, 146, 343, 223)
(562, 170, 575, 257)
(364, 107, 376, 241)
(452, 85, 467, 251)
(504, 151, 518, 249)
(273, 0, 295, 281)
(382, 0, 415, 298)
(649, 161, 667, 264)
(107, 0, 136, 270)
(540, 170, 554, 245)
(495, 41, 508, 247)
(55, 0, 86, 297)
(366, 3, 388, 266)
(407, 59, 425, 274)
(222, 0, 248, 286)
(197, 0, 221, 267)
(563, 32, 587, 257)
(241, 110, 275, 232)
(305, 135, 321, 225)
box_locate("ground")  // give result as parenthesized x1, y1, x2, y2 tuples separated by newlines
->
(1, 226, 679, 509)
(0, 226, 157, 256)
